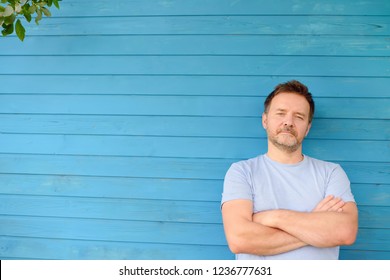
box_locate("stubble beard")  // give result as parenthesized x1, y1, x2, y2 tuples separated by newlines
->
(268, 127, 302, 153)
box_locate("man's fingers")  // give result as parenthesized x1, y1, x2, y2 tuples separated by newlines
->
(327, 199, 345, 212)
(313, 195, 345, 212)
(313, 195, 334, 211)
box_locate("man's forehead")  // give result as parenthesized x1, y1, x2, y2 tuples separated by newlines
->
(271, 92, 309, 104)
(269, 92, 310, 111)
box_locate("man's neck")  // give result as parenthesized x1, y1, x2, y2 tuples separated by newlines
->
(267, 144, 304, 164)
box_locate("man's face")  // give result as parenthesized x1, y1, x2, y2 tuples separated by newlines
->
(262, 92, 312, 153)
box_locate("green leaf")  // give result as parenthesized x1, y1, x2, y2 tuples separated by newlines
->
(4, 13, 15, 25)
(1, 0, 61, 40)
(28, 5, 36, 14)
(15, 18, 25, 41)
(23, 11, 32, 22)
(35, 8, 42, 24)
(53, 0, 60, 9)
(1, 22, 14, 36)
(41, 6, 51, 17)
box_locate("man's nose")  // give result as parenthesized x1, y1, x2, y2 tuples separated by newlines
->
(283, 115, 294, 127)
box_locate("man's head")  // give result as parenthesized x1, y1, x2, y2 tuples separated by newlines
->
(262, 80, 314, 153)
(264, 80, 315, 123)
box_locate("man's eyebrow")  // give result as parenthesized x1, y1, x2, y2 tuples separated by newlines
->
(275, 108, 307, 117)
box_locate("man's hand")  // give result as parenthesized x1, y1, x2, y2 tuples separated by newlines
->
(253, 195, 346, 224)
(252, 195, 358, 248)
(312, 195, 345, 212)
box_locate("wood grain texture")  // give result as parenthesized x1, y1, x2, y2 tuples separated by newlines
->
(0, 236, 231, 260)
(0, 76, 388, 97)
(0, 115, 388, 140)
(0, 0, 389, 260)
(1, 56, 389, 76)
(0, 95, 389, 119)
(1, 35, 389, 56)
(0, 134, 388, 162)
(18, 16, 390, 36)
(0, 154, 387, 183)
(52, 0, 390, 17)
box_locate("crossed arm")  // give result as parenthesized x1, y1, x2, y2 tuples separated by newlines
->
(221, 195, 358, 256)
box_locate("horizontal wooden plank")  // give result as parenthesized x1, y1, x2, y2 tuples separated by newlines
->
(349, 228, 390, 252)
(358, 206, 390, 229)
(0, 134, 240, 159)
(304, 140, 389, 163)
(310, 119, 389, 141)
(0, 236, 232, 260)
(0, 95, 261, 116)
(0, 115, 388, 141)
(1, 75, 389, 98)
(0, 215, 226, 246)
(0, 177, 388, 210)
(19, 16, 390, 36)
(343, 163, 390, 185)
(0, 133, 388, 162)
(1, 174, 387, 207)
(2, 35, 389, 56)
(353, 184, 390, 207)
(0, 133, 264, 159)
(1, 214, 389, 250)
(0, 95, 389, 119)
(0, 154, 388, 184)
(0, 174, 222, 202)
(1, 216, 389, 253)
(340, 249, 390, 260)
(0, 196, 387, 227)
(0, 154, 232, 180)
(2, 237, 388, 260)
(0, 195, 221, 224)
(1, 56, 389, 76)
(54, 0, 390, 17)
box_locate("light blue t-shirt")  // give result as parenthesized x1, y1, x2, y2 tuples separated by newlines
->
(221, 154, 355, 260)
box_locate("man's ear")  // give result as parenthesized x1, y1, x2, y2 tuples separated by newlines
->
(305, 122, 312, 137)
(262, 112, 267, 129)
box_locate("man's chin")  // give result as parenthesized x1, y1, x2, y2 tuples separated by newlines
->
(272, 139, 300, 152)
(276, 135, 297, 143)
(278, 132, 296, 137)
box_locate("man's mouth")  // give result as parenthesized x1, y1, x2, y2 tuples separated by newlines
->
(278, 129, 296, 136)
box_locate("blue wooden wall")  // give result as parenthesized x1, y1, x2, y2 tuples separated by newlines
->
(0, 0, 389, 260)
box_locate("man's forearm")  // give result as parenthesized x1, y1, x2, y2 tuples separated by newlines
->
(222, 199, 307, 256)
(228, 218, 307, 256)
(254, 204, 358, 248)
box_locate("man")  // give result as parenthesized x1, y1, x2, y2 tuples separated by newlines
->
(221, 80, 358, 259)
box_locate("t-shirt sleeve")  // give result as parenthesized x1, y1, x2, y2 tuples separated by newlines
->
(221, 162, 253, 207)
(325, 164, 355, 203)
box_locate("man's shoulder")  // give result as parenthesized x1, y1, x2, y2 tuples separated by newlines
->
(304, 155, 341, 170)
(230, 154, 264, 168)
(225, 155, 265, 177)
